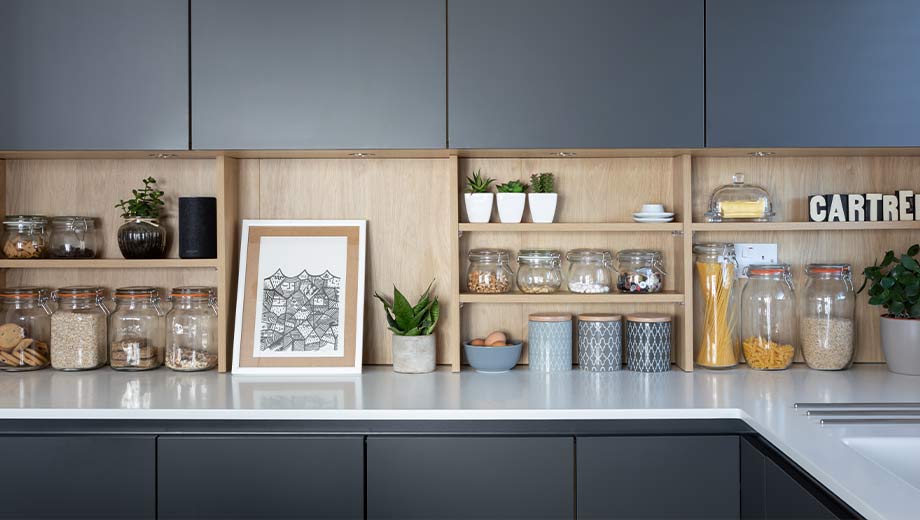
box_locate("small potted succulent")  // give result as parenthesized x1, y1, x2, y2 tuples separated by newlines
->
(528, 172, 557, 223)
(374, 282, 439, 374)
(115, 176, 167, 259)
(860, 244, 920, 375)
(495, 180, 528, 224)
(464, 169, 494, 223)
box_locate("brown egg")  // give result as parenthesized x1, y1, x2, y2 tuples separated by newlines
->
(487, 341, 507, 347)
(484, 331, 507, 345)
(470, 339, 486, 346)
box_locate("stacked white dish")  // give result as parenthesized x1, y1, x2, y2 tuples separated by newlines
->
(633, 203, 674, 223)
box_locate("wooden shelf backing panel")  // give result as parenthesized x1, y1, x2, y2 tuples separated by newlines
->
(5, 159, 216, 259)
(4, 268, 218, 295)
(692, 221, 920, 232)
(459, 222, 682, 232)
(237, 158, 456, 366)
(216, 156, 240, 372)
(459, 291, 683, 304)
(0, 259, 218, 269)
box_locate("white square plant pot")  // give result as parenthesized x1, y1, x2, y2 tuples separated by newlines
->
(495, 193, 526, 223)
(528, 193, 558, 223)
(464, 193, 494, 223)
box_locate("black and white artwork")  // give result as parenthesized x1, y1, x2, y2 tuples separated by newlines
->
(259, 268, 342, 354)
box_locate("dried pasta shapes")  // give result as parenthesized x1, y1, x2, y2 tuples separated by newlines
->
(742, 337, 794, 370)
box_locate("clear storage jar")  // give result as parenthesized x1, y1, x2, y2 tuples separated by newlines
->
(467, 249, 513, 294)
(166, 287, 218, 371)
(801, 264, 856, 370)
(615, 249, 665, 293)
(516, 249, 563, 294)
(0, 287, 52, 371)
(50, 287, 109, 371)
(694, 243, 740, 368)
(109, 286, 165, 371)
(566, 249, 613, 294)
(2, 215, 49, 259)
(740, 264, 796, 370)
(50, 216, 98, 259)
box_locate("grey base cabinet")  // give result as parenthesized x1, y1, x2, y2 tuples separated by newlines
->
(577, 436, 740, 519)
(367, 436, 574, 519)
(157, 436, 364, 519)
(0, 436, 155, 519)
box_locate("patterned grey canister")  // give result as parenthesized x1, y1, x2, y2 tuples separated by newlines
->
(577, 314, 623, 371)
(528, 313, 573, 371)
(625, 313, 672, 372)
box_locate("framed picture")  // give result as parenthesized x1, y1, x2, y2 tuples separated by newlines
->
(232, 220, 366, 374)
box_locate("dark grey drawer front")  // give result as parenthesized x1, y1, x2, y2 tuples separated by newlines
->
(367, 436, 574, 519)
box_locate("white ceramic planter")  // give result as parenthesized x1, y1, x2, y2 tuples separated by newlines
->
(495, 193, 526, 223)
(880, 315, 920, 375)
(464, 193, 494, 223)
(528, 193, 558, 223)
(392, 334, 436, 374)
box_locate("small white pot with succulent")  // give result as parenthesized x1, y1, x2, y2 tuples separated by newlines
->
(528, 172, 558, 223)
(495, 179, 528, 224)
(463, 169, 494, 223)
(375, 282, 439, 374)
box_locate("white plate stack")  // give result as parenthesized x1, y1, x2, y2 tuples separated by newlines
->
(633, 203, 674, 223)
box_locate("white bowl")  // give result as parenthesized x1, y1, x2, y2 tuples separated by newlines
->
(640, 203, 665, 213)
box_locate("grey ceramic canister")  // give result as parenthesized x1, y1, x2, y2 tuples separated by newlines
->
(577, 314, 623, 371)
(626, 313, 672, 373)
(528, 313, 572, 372)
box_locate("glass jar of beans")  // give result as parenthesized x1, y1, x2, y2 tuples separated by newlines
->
(467, 249, 513, 294)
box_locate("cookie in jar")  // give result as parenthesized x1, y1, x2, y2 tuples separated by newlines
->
(0, 287, 52, 370)
(2, 215, 50, 259)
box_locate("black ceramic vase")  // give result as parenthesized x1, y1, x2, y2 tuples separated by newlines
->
(117, 218, 167, 259)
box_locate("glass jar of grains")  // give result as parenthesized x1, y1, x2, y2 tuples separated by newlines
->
(2, 215, 49, 259)
(467, 249, 513, 294)
(615, 249, 665, 293)
(516, 249, 563, 294)
(50, 287, 109, 371)
(0, 287, 52, 371)
(166, 287, 218, 371)
(109, 286, 165, 371)
(800, 264, 856, 370)
(50, 216, 98, 259)
(566, 249, 613, 294)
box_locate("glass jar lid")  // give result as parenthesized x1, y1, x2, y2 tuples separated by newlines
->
(468, 249, 510, 263)
(517, 249, 561, 264)
(171, 286, 216, 300)
(805, 263, 851, 278)
(566, 249, 612, 264)
(114, 286, 159, 302)
(744, 264, 792, 279)
(0, 286, 49, 301)
(616, 249, 662, 262)
(51, 216, 95, 230)
(693, 242, 735, 256)
(54, 286, 104, 301)
(704, 173, 774, 221)
(3, 215, 48, 228)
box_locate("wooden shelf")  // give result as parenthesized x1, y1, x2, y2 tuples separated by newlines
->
(458, 291, 684, 304)
(458, 222, 683, 232)
(691, 221, 920, 232)
(0, 258, 219, 269)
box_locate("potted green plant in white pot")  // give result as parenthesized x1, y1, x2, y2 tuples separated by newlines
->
(860, 244, 920, 375)
(374, 282, 439, 374)
(528, 172, 557, 223)
(463, 170, 494, 223)
(495, 179, 528, 223)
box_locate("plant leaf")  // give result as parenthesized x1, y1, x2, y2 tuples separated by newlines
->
(392, 287, 416, 332)
(426, 299, 440, 334)
(903, 255, 920, 272)
(869, 290, 890, 306)
(890, 301, 906, 315)
(911, 302, 920, 318)
(880, 277, 896, 289)
(909, 244, 920, 257)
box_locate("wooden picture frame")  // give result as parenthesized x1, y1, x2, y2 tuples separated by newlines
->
(232, 220, 366, 374)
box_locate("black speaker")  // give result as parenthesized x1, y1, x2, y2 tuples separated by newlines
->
(179, 197, 217, 259)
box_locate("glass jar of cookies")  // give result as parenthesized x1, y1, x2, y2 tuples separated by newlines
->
(166, 287, 218, 372)
(0, 287, 52, 371)
(109, 286, 165, 371)
(2, 215, 50, 259)
(50, 287, 109, 371)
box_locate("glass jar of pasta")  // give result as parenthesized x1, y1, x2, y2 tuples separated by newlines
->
(740, 264, 796, 370)
(693, 243, 739, 369)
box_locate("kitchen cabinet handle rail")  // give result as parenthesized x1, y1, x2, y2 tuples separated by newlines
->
(794, 402, 920, 409)
(807, 410, 920, 417)
(820, 418, 920, 425)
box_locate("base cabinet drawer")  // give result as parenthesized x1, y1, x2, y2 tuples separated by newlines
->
(367, 436, 574, 519)
(157, 436, 364, 519)
(577, 436, 740, 519)
(0, 435, 155, 519)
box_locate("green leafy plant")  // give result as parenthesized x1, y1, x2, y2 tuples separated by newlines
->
(115, 177, 165, 219)
(529, 172, 555, 193)
(859, 244, 920, 318)
(496, 180, 528, 193)
(466, 169, 495, 193)
(374, 281, 440, 336)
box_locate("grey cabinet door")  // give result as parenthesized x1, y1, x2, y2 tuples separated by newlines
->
(448, 0, 704, 149)
(157, 436, 364, 519)
(367, 436, 574, 519)
(0, 435, 155, 519)
(707, 0, 920, 147)
(763, 458, 837, 520)
(192, 0, 446, 150)
(0, 0, 189, 150)
(577, 436, 739, 519)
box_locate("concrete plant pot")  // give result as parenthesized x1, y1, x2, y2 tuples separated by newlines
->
(880, 315, 920, 375)
(528, 193, 558, 223)
(464, 193, 494, 223)
(496, 193, 526, 223)
(392, 334, 436, 374)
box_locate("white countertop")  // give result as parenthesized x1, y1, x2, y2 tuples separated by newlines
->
(0, 364, 918, 519)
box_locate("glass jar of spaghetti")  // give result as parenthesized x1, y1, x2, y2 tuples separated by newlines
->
(740, 264, 796, 370)
(693, 243, 739, 368)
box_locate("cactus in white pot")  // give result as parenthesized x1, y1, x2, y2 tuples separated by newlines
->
(495, 179, 528, 223)
(463, 170, 495, 223)
(528, 172, 557, 223)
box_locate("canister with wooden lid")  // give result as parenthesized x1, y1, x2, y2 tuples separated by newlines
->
(577, 314, 622, 372)
(528, 313, 572, 372)
(625, 313, 672, 372)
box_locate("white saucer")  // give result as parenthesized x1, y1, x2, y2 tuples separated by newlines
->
(633, 212, 674, 218)
(633, 216, 675, 223)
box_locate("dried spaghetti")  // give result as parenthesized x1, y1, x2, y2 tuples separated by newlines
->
(742, 337, 794, 370)
(695, 260, 739, 368)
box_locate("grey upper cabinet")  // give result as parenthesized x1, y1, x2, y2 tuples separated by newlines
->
(448, 0, 704, 149)
(707, 0, 920, 148)
(192, 0, 446, 149)
(0, 0, 189, 150)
